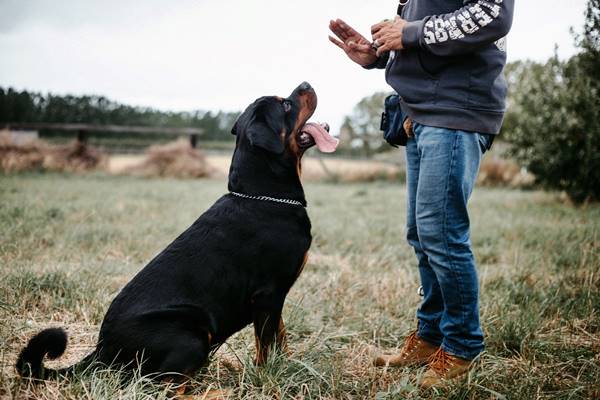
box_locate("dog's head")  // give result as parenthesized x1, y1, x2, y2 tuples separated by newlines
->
(231, 82, 338, 163)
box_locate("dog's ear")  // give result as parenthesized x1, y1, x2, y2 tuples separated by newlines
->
(246, 102, 285, 154)
(246, 121, 284, 154)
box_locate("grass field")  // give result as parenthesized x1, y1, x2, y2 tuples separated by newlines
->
(0, 174, 598, 399)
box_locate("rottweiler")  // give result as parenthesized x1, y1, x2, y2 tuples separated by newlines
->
(16, 82, 338, 383)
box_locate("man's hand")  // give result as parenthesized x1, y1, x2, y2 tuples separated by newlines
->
(329, 19, 378, 67)
(371, 16, 408, 57)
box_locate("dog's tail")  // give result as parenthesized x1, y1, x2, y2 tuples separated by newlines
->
(16, 328, 96, 380)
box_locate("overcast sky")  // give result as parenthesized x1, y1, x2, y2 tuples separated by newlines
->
(0, 0, 589, 134)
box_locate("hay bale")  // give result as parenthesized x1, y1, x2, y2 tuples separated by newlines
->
(478, 157, 534, 187)
(0, 131, 106, 173)
(123, 139, 212, 178)
(0, 131, 45, 172)
(43, 141, 107, 172)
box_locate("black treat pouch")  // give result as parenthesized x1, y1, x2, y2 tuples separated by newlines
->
(380, 94, 408, 147)
(478, 133, 495, 154)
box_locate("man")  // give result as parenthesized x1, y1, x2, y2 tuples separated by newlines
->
(329, 0, 514, 388)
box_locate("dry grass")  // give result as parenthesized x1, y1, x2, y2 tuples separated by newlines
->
(0, 132, 106, 173)
(111, 153, 402, 183)
(121, 139, 212, 179)
(110, 144, 528, 186)
(0, 175, 598, 399)
(300, 157, 401, 183)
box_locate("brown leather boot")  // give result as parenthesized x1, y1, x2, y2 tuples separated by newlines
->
(373, 331, 439, 367)
(420, 348, 473, 388)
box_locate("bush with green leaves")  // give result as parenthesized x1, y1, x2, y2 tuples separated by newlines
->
(502, 0, 600, 203)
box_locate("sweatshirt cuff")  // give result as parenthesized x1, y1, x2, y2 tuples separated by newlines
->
(362, 53, 389, 70)
(362, 59, 380, 70)
(402, 19, 424, 49)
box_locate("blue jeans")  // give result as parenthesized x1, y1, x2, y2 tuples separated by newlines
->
(405, 122, 491, 360)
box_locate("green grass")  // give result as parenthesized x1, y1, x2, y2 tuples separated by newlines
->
(0, 173, 598, 399)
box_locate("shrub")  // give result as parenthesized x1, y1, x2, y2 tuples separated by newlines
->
(502, 1, 600, 203)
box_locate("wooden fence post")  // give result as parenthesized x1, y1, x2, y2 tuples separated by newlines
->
(76, 130, 87, 144)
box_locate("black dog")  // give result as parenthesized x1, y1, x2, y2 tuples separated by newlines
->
(16, 82, 338, 382)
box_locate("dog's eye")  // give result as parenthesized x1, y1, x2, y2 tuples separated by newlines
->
(282, 100, 292, 113)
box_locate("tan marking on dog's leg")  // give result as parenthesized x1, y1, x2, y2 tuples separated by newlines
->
(296, 251, 309, 278)
(276, 317, 289, 354)
(254, 330, 267, 365)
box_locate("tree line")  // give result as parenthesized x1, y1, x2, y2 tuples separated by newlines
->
(0, 88, 239, 141)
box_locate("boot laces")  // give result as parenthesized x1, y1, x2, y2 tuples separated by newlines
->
(428, 348, 453, 374)
(400, 331, 420, 358)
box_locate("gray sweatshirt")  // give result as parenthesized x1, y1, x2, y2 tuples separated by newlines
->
(368, 0, 514, 135)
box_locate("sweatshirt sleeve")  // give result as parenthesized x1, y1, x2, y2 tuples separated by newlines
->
(363, 52, 390, 70)
(402, 0, 514, 56)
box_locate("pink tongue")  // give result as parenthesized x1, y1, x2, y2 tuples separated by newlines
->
(301, 122, 339, 153)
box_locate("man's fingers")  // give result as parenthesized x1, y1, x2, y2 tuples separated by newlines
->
(372, 25, 392, 41)
(337, 19, 361, 39)
(328, 35, 346, 50)
(330, 20, 351, 41)
(375, 33, 393, 50)
(373, 27, 395, 42)
(376, 35, 404, 56)
(349, 41, 372, 53)
(330, 30, 345, 42)
(376, 43, 391, 57)
(336, 19, 353, 32)
(331, 19, 349, 40)
(329, 21, 348, 41)
(371, 22, 387, 35)
(330, 18, 371, 49)
(371, 19, 393, 35)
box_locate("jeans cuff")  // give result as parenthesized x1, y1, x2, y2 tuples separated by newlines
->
(440, 342, 482, 361)
(417, 322, 443, 347)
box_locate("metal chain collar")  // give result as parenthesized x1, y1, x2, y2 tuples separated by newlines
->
(229, 191, 305, 207)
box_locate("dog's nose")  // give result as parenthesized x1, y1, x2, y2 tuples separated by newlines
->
(290, 81, 316, 101)
(298, 81, 312, 92)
